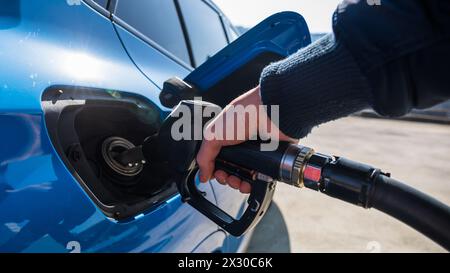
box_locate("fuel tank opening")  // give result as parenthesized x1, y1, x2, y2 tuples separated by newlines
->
(42, 86, 178, 220)
(101, 136, 144, 178)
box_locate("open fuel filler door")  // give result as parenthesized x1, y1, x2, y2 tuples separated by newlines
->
(160, 11, 311, 108)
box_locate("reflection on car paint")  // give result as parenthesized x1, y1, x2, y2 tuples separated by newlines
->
(0, 0, 230, 253)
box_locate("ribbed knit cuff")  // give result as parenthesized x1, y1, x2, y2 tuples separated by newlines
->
(260, 34, 373, 139)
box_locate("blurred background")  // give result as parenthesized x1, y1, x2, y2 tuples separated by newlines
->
(214, 0, 450, 253)
(215, 0, 338, 33)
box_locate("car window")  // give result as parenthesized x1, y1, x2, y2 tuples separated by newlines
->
(223, 18, 239, 42)
(178, 0, 228, 67)
(115, 0, 191, 64)
(93, 0, 108, 8)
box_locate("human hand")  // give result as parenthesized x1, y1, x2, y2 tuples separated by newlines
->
(196, 86, 297, 193)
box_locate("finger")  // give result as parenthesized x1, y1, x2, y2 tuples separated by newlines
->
(226, 175, 242, 190)
(214, 170, 228, 185)
(280, 131, 300, 143)
(239, 181, 252, 194)
(196, 140, 221, 183)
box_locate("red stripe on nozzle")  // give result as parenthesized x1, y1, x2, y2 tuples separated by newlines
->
(304, 165, 322, 182)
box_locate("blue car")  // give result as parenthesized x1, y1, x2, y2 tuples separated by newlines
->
(0, 0, 310, 252)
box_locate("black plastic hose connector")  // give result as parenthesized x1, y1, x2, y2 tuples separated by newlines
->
(320, 157, 379, 208)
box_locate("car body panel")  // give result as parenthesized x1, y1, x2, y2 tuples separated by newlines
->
(0, 0, 221, 253)
(0, 0, 163, 113)
(113, 22, 192, 90)
(0, 0, 311, 252)
(185, 11, 311, 92)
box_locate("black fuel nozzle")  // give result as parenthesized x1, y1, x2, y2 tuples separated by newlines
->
(114, 145, 146, 167)
(133, 100, 344, 235)
(137, 100, 277, 235)
(159, 77, 201, 108)
(133, 100, 357, 235)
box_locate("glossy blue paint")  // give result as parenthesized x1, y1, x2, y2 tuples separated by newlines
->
(0, 0, 222, 253)
(113, 22, 192, 90)
(185, 11, 311, 91)
(0, 0, 310, 253)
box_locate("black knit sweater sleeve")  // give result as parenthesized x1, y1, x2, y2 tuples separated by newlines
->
(259, 34, 372, 139)
(259, 0, 450, 139)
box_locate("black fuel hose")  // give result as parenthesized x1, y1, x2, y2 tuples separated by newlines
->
(371, 174, 450, 250)
(218, 143, 450, 250)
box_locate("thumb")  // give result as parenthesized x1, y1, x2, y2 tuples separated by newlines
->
(196, 140, 222, 183)
(279, 131, 299, 144)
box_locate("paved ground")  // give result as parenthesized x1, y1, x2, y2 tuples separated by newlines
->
(246, 116, 450, 253)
